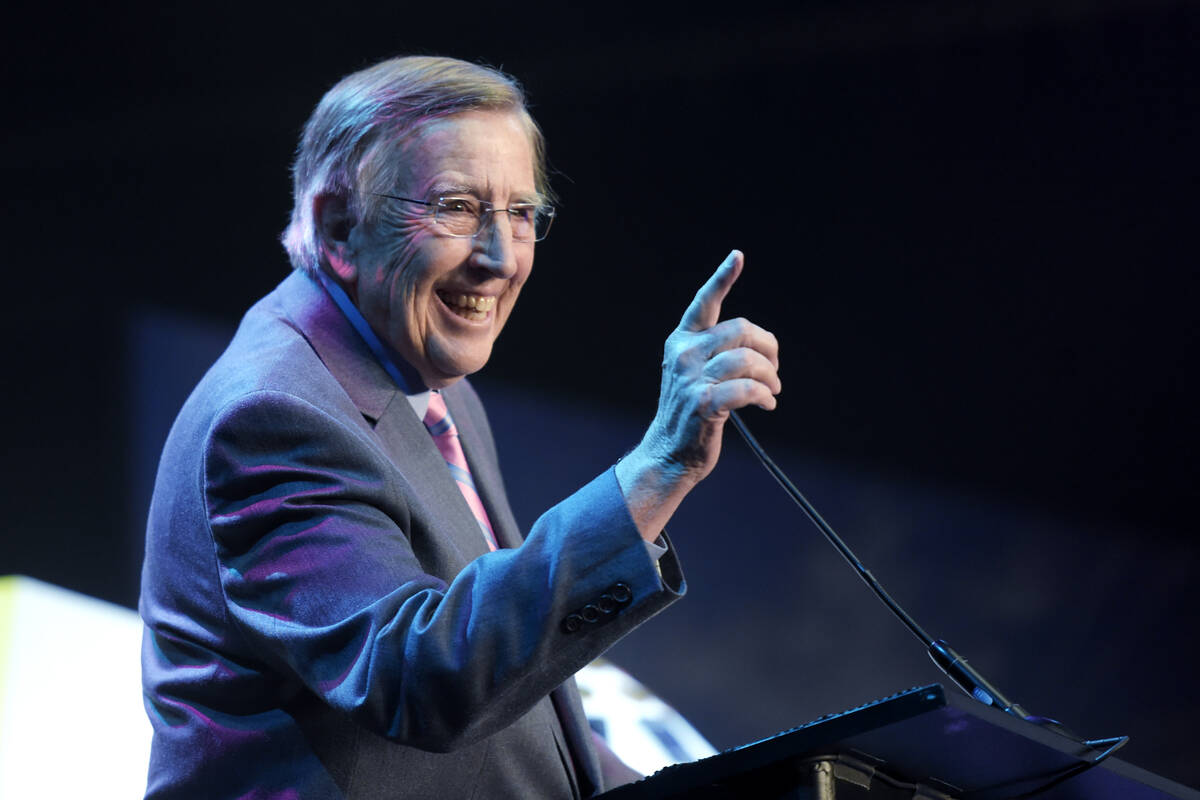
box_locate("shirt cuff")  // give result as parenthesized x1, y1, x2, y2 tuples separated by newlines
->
(644, 534, 668, 581)
(643, 535, 668, 563)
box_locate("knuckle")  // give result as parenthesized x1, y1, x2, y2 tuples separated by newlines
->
(724, 348, 753, 374)
(662, 334, 687, 361)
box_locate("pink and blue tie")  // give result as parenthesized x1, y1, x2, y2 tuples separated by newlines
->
(423, 392, 499, 551)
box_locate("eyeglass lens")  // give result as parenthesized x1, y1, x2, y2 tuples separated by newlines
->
(434, 198, 552, 241)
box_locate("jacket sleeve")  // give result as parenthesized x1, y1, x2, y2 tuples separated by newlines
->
(203, 388, 684, 752)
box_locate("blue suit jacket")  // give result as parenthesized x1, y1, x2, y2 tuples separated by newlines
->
(139, 270, 685, 798)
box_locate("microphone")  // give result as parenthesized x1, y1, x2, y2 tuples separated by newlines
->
(726, 410, 1126, 762)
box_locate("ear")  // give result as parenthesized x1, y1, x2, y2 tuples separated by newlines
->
(313, 192, 357, 283)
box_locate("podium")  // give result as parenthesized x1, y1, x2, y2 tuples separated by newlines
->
(598, 684, 1200, 799)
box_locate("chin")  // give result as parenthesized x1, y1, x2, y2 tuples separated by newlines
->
(427, 349, 493, 387)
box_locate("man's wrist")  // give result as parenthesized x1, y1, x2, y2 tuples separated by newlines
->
(614, 445, 696, 542)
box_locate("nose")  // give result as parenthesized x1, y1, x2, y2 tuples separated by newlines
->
(468, 211, 520, 277)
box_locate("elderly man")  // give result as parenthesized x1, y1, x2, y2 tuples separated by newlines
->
(140, 56, 780, 799)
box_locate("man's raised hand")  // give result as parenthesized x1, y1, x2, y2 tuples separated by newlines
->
(616, 250, 781, 540)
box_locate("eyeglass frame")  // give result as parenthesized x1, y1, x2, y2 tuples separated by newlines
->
(369, 193, 556, 242)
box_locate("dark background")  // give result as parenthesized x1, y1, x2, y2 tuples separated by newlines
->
(3, 0, 1198, 790)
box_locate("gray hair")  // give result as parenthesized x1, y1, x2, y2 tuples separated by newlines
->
(281, 56, 549, 274)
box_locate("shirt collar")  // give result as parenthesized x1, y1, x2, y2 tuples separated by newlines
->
(314, 269, 432, 419)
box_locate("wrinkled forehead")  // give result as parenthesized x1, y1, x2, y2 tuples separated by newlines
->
(359, 107, 540, 198)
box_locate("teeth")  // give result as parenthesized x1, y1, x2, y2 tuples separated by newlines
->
(442, 292, 496, 312)
(439, 291, 496, 318)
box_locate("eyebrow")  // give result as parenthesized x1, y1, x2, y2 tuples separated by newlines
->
(428, 181, 544, 206)
(429, 181, 475, 197)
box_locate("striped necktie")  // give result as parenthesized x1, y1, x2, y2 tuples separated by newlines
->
(423, 392, 499, 551)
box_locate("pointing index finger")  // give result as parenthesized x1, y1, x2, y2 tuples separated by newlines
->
(679, 250, 744, 332)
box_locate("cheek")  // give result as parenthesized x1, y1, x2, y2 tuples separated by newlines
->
(383, 241, 437, 310)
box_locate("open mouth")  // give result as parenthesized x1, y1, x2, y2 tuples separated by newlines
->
(437, 290, 496, 322)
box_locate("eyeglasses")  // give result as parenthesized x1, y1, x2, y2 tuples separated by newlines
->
(372, 193, 556, 242)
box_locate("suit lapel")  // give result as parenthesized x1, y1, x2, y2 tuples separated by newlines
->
(371, 397, 491, 564)
(442, 384, 525, 551)
(275, 271, 490, 564)
(274, 270, 396, 423)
